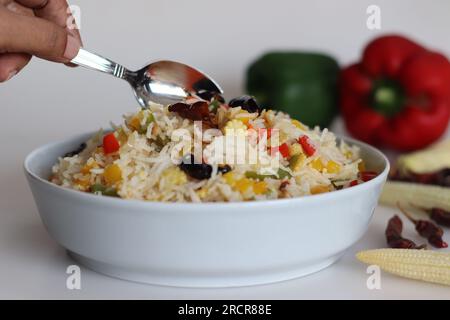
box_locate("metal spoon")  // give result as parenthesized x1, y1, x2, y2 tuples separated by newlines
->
(71, 48, 223, 106)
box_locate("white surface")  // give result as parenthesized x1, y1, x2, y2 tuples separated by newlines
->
(1, 0, 450, 299)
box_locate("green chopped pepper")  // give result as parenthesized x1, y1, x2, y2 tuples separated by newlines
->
(246, 52, 340, 128)
(90, 184, 119, 197)
(245, 168, 292, 180)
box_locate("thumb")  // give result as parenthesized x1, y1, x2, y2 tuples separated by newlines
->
(0, 8, 80, 63)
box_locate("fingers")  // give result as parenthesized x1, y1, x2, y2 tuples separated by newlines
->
(15, 0, 82, 45)
(0, 7, 80, 62)
(0, 53, 31, 82)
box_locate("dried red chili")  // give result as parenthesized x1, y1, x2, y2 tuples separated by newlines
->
(429, 208, 450, 227)
(169, 100, 211, 123)
(385, 215, 425, 249)
(398, 204, 448, 248)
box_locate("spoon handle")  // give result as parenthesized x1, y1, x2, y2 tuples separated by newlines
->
(71, 48, 130, 80)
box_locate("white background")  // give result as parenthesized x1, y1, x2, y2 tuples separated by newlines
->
(0, 0, 450, 299)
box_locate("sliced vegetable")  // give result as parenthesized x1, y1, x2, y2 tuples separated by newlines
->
(103, 133, 120, 154)
(326, 160, 341, 174)
(356, 249, 450, 286)
(270, 143, 290, 158)
(104, 164, 122, 184)
(298, 135, 316, 156)
(359, 171, 377, 182)
(90, 184, 119, 197)
(253, 181, 268, 195)
(310, 158, 324, 172)
(349, 180, 359, 187)
(310, 185, 330, 194)
(289, 154, 306, 172)
(397, 139, 450, 174)
(380, 181, 450, 211)
(245, 168, 292, 180)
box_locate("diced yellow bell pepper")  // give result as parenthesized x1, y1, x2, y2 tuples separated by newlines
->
(310, 185, 330, 194)
(235, 178, 252, 193)
(289, 153, 306, 172)
(292, 119, 307, 130)
(358, 160, 366, 172)
(326, 160, 341, 174)
(104, 164, 122, 184)
(310, 158, 324, 172)
(253, 181, 268, 195)
(223, 172, 236, 186)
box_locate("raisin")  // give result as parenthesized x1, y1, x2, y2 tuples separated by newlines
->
(64, 143, 87, 158)
(169, 101, 210, 121)
(218, 165, 231, 174)
(179, 154, 212, 180)
(228, 95, 261, 113)
(197, 90, 225, 103)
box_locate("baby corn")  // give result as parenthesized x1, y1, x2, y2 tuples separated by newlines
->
(380, 181, 450, 211)
(357, 249, 450, 286)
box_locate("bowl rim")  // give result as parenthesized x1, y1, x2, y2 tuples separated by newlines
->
(24, 131, 390, 209)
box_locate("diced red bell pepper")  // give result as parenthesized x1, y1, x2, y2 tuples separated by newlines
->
(360, 171, 378, 182)
(349, 180, 359, 187)
(103, 133, 120, 154)
(279, 143, 290, 158)
(298, 135, 316, 156)
(270, 143, 290, 158)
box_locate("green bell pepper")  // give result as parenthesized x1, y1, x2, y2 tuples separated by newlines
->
(246, 52, 340, 128)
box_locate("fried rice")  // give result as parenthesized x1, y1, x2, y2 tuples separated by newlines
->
(50, 96, 366, 202)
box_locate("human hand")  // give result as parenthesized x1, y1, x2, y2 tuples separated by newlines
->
(0, 0, 82, 82)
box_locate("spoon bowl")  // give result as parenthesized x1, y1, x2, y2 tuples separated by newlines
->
(71, 49, 223, 106)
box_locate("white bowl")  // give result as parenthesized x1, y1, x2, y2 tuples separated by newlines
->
(24, 132, 389, 287)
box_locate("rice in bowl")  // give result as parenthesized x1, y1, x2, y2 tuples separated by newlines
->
(50, 96, 372, 202)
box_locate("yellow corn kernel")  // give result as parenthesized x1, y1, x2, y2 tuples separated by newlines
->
(129, 116, 141, 131)
(235, 178, 252, 193)
(74, 178, 90, 190)
(310, 185, 330, 194)
(224, 119, 247, 135)
(223, 172, 236, 186)
(104, 164, 122, 184)
(326, 160, 341, 174)
(289, 143, 303, 157)
(162, 167, 187, 186)
(197, 188, 208, 198)
(80, 160, 98, 175)
(310, 158, 324, 172)
(289, 153, 306, 172)
(358, 160, 366, 172)
(253, 181, 268, 195)
(357, 249, 450, 286)
(292, 119, 307, 130)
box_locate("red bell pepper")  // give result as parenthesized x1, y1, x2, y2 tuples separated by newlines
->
(270, 143, 290, 158)
(340, 35, 450, 151)
(103, 133, 120, 154)
(298, 135, 316, 156)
